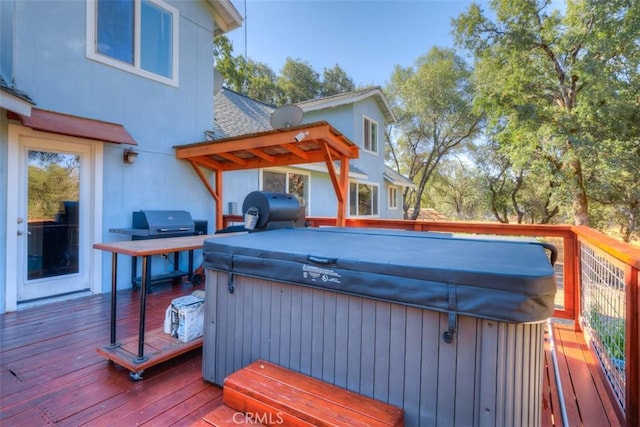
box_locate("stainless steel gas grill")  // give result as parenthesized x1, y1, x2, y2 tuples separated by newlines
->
(110, 210, 207, 287)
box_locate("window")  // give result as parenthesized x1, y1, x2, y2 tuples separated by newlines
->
(262, 170, 309, 213)
(349, 182, 378, 216)
(388, 186, 398, 209)
(363, 116, 378, 154)
(87, 0, 178, 85)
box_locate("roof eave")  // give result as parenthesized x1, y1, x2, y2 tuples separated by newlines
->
(383, 168, 415, 189)
(384, 175, 416, 189)
(209, 0, 243, 36)
(1, 91, 34, 117)
(289, 163, 369, 180)
(298, 88, 397, 124)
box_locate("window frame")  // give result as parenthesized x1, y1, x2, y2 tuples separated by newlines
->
(388, 186, 398, 209)
(349, 181, 379, 217)
(86, 0, 179, 87)
(362, 115, 379, 154)
(260, 168, 311, 214)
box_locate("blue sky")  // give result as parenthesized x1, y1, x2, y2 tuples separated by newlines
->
(225, 0, 488, 88)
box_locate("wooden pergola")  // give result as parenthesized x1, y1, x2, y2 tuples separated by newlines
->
(174, 121, 359, 230)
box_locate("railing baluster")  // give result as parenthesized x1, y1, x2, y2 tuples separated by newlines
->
(625, 264, 639, 427)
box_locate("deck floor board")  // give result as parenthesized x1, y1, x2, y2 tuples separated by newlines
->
(0, 282, 217, 426)
(0, 286, 621, 426)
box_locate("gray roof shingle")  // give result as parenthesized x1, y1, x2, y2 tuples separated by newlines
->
(210, 88, 276, 139)
(384, 166, 415, 188)
(0, 74, 34, 104)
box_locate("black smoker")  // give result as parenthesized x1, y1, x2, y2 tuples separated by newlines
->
(110, 210, 208, 286)
(218, 191, 304, 234)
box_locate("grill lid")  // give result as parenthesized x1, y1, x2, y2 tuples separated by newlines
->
(132, 210, 195, 236)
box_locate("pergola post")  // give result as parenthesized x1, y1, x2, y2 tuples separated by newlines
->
(337, 155, 349, 226)
(215, 169, 223, 230)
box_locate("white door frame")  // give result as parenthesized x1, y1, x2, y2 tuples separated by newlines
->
(5, 124, 103, 311)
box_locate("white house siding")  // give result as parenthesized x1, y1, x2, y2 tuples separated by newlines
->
(1, 0, 226, 310)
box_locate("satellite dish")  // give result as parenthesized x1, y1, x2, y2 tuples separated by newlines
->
(213, 68, 223, 95)
(270, 105, 304, 129)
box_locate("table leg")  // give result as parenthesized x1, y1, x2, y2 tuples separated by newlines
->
(173, 252, 179, 274)
(131, 255, 137, 286)
(188, 249, 194, 280)
(108, 252, 118, 348)
(134, 255, 150, 363)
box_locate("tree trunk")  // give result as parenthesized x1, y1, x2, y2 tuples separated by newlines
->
(568, 155, 589, 226)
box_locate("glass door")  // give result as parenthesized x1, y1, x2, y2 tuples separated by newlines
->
(16, 140, 92, 303)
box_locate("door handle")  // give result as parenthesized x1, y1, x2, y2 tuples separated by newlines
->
(17, 230, 23, 236)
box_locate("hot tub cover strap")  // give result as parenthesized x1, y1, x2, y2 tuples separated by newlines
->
(444, 285, 458, 343)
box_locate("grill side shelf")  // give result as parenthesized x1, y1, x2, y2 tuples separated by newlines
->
(109, 228, 150, 237)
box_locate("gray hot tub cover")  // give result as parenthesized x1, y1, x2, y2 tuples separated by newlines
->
(203, 227, 557, 324)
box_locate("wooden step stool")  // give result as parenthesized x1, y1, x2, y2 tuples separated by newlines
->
(221, 360, 404, 426)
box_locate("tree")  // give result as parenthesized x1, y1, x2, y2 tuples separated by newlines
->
(586, 138, 640, 242)
(214, 35, 281, 104)
(453, 0, 639, 227)
(28, 154, 79, 220)
(277, 58, 321, 104)
(213, 35, 244, 91)
(213, 38, 358, 106)
(473, 138, 561, 224)
(427, 158, 484, 220)
(385, 47, 482, 220)
(578, 0, 640, 241)
(243, 61, 282, 105)
(321, 64, 355, 97)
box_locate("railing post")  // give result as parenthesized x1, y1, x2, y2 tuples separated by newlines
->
(564, 234, 579, 327)
(626, 265, 639, 427)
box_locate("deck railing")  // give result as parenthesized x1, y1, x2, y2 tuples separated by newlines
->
(572, 225, 640, 427)
(222, 215, 640, 426)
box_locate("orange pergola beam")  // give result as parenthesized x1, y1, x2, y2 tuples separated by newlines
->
(189, 160, 220, 204)
(176, 124, 333, 159)
(321, 143, 349, 226)
(189, 161, 223, 230)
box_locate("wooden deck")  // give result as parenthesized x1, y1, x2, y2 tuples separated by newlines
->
(0, 283, 223, 426)
(0, 284, 621, 426)
(542, 323, 622, 427)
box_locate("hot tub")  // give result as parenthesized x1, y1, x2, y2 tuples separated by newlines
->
(202, 227, 556, 426)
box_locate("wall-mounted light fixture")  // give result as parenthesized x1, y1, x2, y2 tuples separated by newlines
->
(294, 131, 309, 143)
(123, 148, 139, 164)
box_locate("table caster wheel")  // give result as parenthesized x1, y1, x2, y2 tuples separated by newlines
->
(129, 370, 144, 381)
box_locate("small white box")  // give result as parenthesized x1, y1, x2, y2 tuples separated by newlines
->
(167, 295, 204, 343)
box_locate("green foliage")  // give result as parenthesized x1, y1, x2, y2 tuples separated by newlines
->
(385, 47, 482, 219)
(453, 0, 639, 232)
(28, 153, 79, 220)
(321, 64, 355, 97)
(214, 36, 357, 105)
(585, 138, 640, 241)
(427, 158, 485, 220)
(589, 305, 625, 361)
(277, 58, 321, 104)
